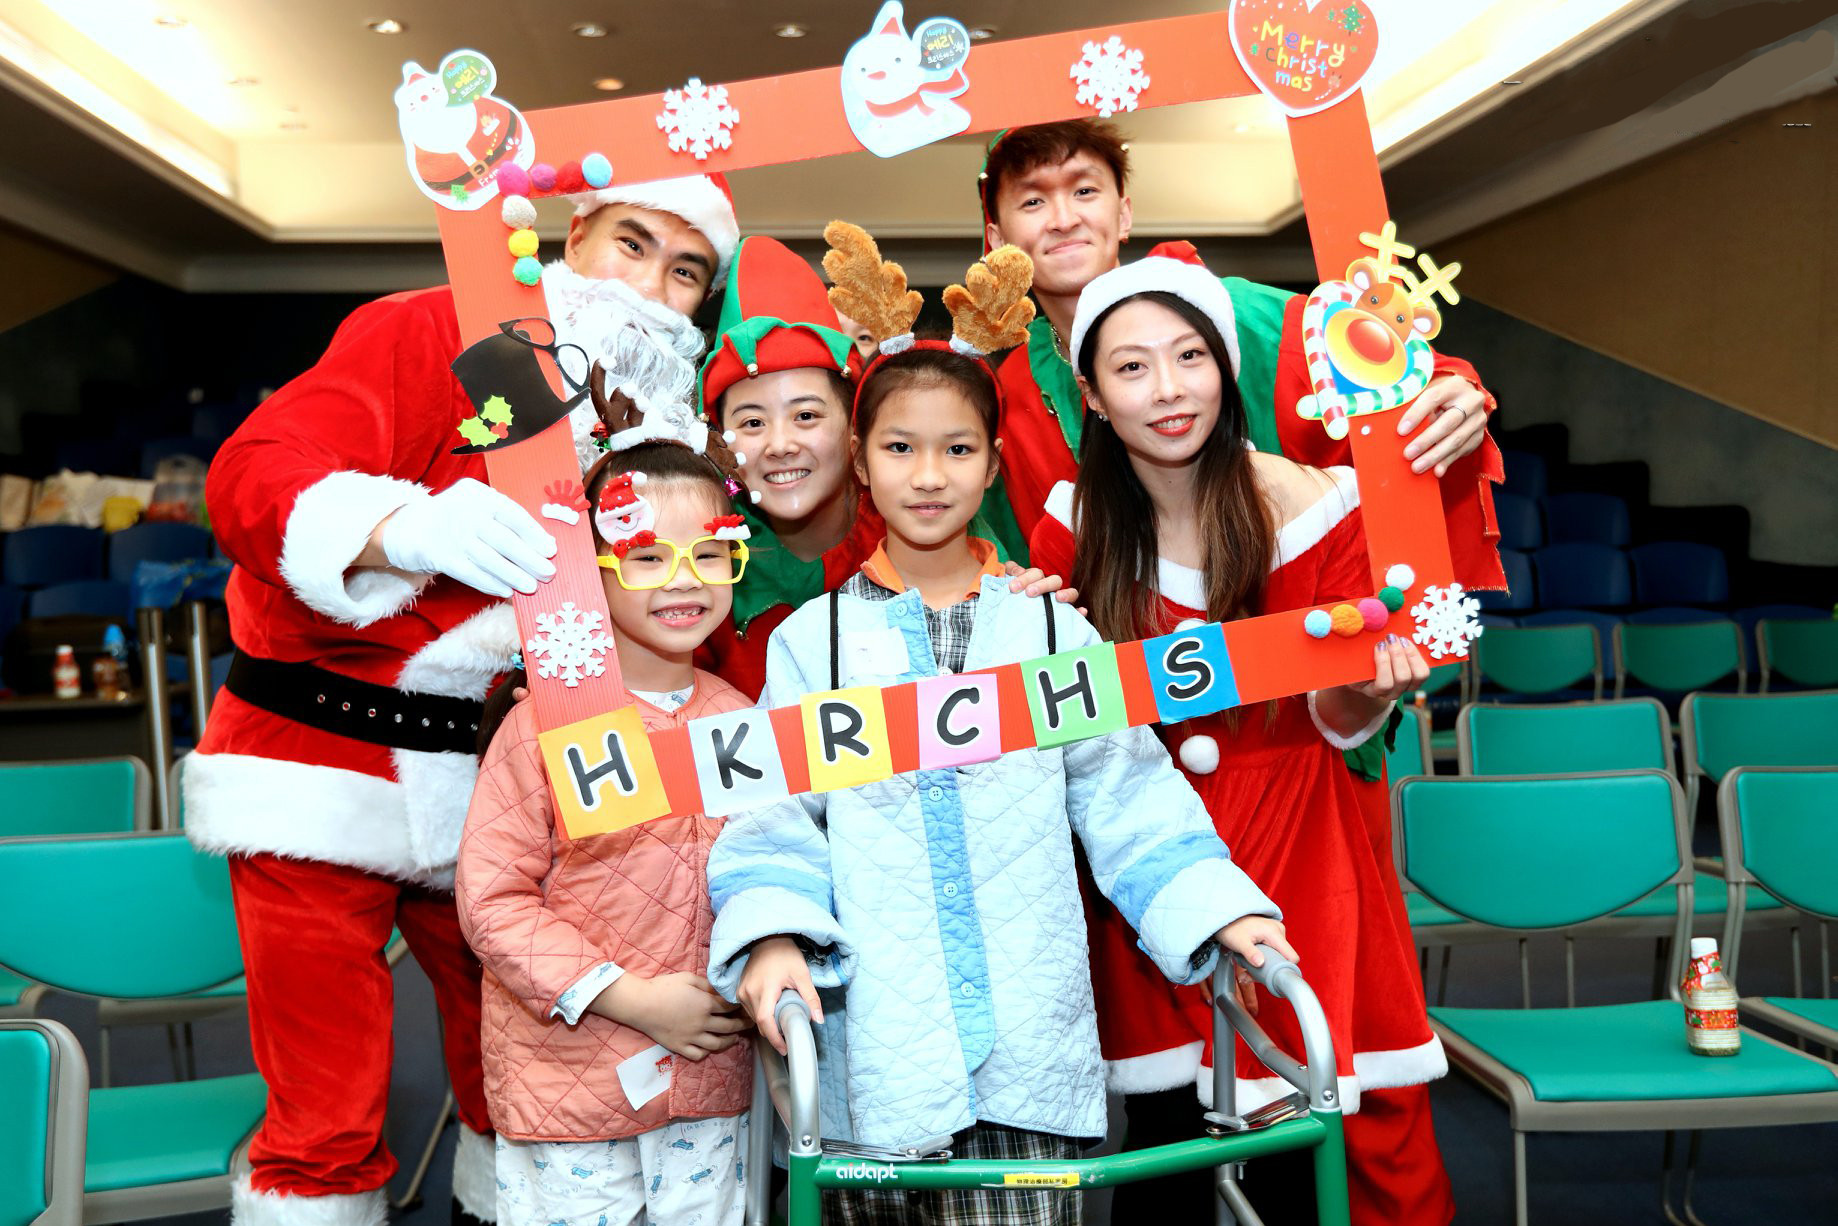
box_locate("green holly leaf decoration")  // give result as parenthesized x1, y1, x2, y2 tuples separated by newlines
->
(480, 394, 513, 425)
(457, 416, 497, 447)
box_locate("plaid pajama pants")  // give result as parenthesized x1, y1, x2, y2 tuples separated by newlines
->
(827, 1124, 1081, 1226)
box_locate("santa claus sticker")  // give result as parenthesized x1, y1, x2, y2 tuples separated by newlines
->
(841, 2, 974, 158)
(394, 49, 535, 210)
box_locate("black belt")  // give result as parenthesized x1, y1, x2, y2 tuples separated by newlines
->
(224, 651, 485, 754)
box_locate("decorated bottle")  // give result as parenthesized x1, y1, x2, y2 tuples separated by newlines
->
(1682, 937, 1740, 1056)
(52, 644, 82, 699)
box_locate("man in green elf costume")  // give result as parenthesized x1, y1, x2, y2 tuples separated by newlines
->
(694, 234, 1043, 698)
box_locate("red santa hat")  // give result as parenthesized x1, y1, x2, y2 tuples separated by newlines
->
(572, 173, 740, 287)
(1067, 241, 1240, 377)
(593, 470, 656, 543)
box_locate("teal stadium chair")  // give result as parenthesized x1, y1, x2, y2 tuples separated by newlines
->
(0, 1018, 86, 1226)
(1614, 619, 1745, 699)
(1680, 690, 1838, 814)
(1394, 772, 1838, 1226)
(1387, 704, 1432, 781)
(0, 833, 265, 1222)
(1758, 618, 1838, 692)
(0, 760, 151, 1033)
(1719, 768, 1838, 1052)
(1471, 623, 1603, 700)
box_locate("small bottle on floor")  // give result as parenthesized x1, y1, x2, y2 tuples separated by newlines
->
(1682, 937, 1741, 1057)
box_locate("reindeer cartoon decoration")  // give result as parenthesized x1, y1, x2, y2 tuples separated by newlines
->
(1295, 221, 1462, 440)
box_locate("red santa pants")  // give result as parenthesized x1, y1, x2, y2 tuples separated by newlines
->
(229, 853, 492, 1197)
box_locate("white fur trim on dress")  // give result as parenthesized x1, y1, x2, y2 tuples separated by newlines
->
(1106, 1040, 1205, 1095)
(1043, 480, 1076, 533)
(570, 175, 739, 284)
(1068, 257, 1241, 378)
(452, 1123, 498, 1221)
(278, 472, 432, 628)
(1194, 1034, 1447, 1117)
(232, 1175, 386, 1226)
(1307, 690, 1393, 751)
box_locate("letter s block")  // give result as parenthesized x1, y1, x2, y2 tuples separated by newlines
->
(1141, 622, 1239, 723)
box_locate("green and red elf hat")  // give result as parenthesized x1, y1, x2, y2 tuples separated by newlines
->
(697, 235, 857, 419)
(976, 128, 1010, 255)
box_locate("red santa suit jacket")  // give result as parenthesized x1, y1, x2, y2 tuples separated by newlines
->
(186, 286, 520, 888)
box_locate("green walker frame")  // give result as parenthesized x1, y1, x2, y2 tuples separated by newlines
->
(743, 949, 1349, 1226)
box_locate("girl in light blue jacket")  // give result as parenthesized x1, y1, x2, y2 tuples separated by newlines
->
(706, 230, 1292, 1225)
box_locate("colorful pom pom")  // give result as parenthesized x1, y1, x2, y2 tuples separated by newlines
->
(1379, 586, 1405, 612)
(582, 152, 612, 188)
(507, 228, 540, 259)
(1357, 597, 1389, 631)
(511, 256, 542, 286)
(1329, 603, 1363, 637)
(500, 195, 537, 230)
(495, 163, 531, 198)
(530, 162, 557, 191)
(1385, 563, 1416, 590)
(1303, 609, 1333, 639)
(555, 160, 587, 194)
(1178, 734, 1220, 775)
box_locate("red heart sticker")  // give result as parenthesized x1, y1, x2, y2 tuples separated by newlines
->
(1228, 0, 1379, 118)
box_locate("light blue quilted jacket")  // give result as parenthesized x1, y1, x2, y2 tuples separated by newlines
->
(707, 576, 1279, 1148)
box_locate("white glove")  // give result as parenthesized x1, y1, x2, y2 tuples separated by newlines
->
(380, 478, 557, 597)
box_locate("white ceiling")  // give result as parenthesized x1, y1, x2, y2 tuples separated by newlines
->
(0, 0, 1833, 290)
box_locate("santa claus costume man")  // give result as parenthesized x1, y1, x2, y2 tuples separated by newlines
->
(184, 173, 738, 1226)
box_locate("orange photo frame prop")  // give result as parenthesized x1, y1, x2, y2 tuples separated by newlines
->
(428, 4, 1469, 828)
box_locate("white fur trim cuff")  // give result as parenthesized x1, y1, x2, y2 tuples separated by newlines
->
(1106, 1041, 1205, 1095)
(278, 472, 432, 628)
(1069, 258, 1241, 378)
(1354, 1035, 1447, 1093)
(1307, 689, 1393, 751)
(452, 1124, 498, 1221)
(1043, 480, 1076, 531)
(232, 1175, 386, 1226)
(183, 751, 455, 888)
(571, 175, 738, 284)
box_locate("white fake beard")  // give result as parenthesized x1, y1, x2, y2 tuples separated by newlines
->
(540, 261, 708, 472)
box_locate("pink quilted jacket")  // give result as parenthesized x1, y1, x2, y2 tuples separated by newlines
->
(456, 678, 753, 1141)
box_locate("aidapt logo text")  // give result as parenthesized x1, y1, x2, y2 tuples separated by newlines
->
(835, 1161, 898, 1183)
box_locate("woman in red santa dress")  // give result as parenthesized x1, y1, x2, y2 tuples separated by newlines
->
(182, 175, 739, 1226)
(1028, 250, 1455, 1226)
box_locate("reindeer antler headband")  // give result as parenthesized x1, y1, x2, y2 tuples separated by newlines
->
(821, 220, 1034, 403)
(587, 362, 756, 504)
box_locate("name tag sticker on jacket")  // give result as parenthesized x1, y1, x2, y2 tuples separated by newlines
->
(689, 706, 792, 817)
(844, 627, 911, 679)
(801, 686, 894, 793)
(615, 1043, 674, 1110)
(539, 705, 671, 838)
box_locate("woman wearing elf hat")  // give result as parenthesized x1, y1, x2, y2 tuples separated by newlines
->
(694, 234, 1054, 700)
(185, 172, 739, 1226)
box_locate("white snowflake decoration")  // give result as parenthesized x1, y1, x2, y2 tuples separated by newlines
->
(1071, 36, 1150, 118)
(657, 77, 738, 161)
(525, 601, 615, 688)
(1409, 582, 1484, 660)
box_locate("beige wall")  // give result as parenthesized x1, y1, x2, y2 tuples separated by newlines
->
(1447, 90, 1837, 450)
(0, 219, 118, 333)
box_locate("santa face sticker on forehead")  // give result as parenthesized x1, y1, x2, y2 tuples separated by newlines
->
(595, 471, 656, 545)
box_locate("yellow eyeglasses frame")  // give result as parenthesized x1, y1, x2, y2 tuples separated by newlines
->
(596, 536, 751, 591)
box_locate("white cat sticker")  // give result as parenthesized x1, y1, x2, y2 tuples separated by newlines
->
(840, 2, 974, 158)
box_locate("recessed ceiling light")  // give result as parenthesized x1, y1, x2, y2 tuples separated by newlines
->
(153, 14, 188, 27)
(367, 18, 405, 34)
(228, 75, 259, 87)
(967, 26, 996, 41)
(572, 22, 608, 38)
(1232, 123, 1250, 133)
(280, 120, 307, 131)
(593, 76, 624, 91)
(775, 23, 807, 38)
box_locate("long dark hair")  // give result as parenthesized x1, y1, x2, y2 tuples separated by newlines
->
(1072, 290, 1271, 642)
(476, 442, 736, 755)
